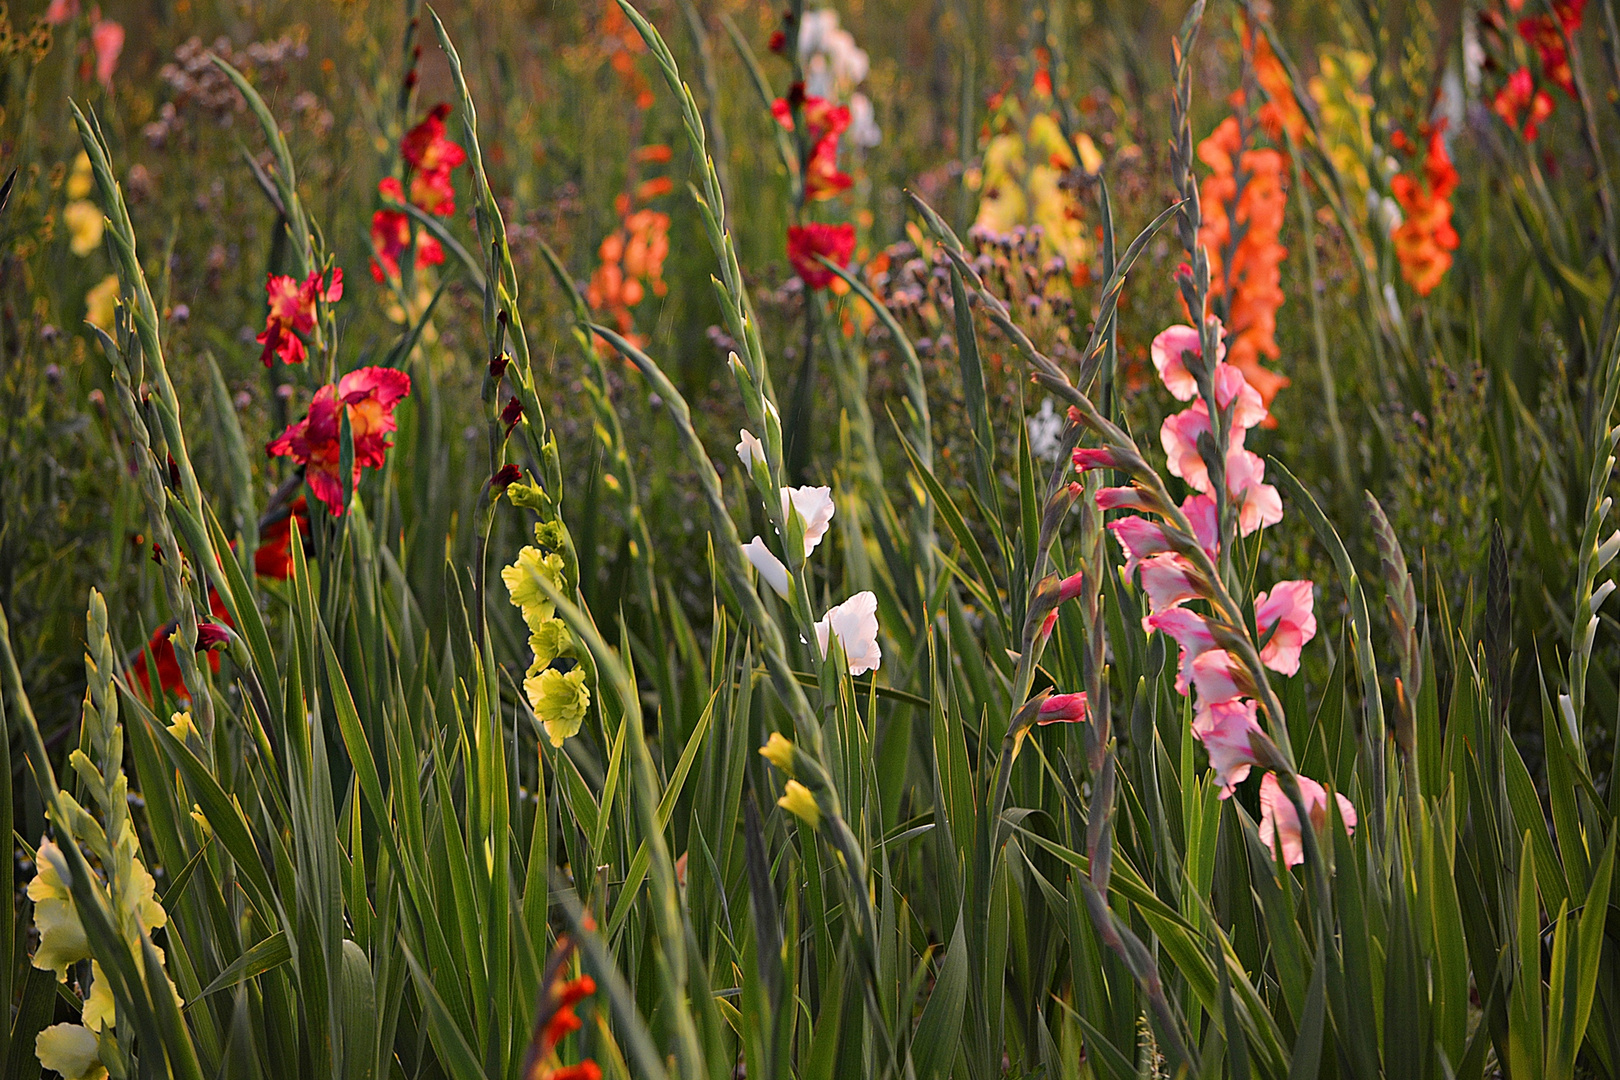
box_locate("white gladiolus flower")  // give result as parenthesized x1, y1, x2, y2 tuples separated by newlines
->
(737, 429, 767, 471)
(815, 591, 882, 675)
(782, 485, 835, 555)
(743, 536, 792, 598)
(847, 93, 882, 148)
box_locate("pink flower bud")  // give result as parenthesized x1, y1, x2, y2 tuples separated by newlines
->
(1057, 572, 1085, 603)
(1072, 446, 1118, 471)
(1036, 692, 1089, 725)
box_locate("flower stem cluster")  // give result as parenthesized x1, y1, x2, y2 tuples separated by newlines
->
(502, 478, 591, 748)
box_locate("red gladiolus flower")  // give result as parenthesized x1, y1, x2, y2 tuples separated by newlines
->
(254, 496, 311, 580)
(371, 178, 445, 283)
(400, 103, 467, 214)
(804, 138, 853, 201)
(548, 1065, 603, 1080)
(787, 223, 855, 290)
(772, 96, 854, 201)
(257, 269, 343, 368)
(1493, 67, 1556, 140)
(267, 367, 412, 515)
(195, 622, 231, 651)
(132, 590, 233, 705)
(1518, 0, 1586, 97)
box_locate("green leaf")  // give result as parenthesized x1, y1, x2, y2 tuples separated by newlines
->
(911, 911, 969, 1080)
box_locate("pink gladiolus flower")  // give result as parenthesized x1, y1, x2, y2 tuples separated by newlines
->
(1181, 494, 1220, 555)
(90, 14, 123, 88)
(1144, 607, 1217, 695)
(1259, 772, 1357, 867)
(1214, 364, 1268, 430)
(1036, 692, 1089, 725)
(1072, 446, 1119, 471)
(1226, 450, 1283, 534)
(1138, 554, 1202, 614)
(1150, 323, 1224, 401)
(1108, 516, 1170, 578)
(1096, 486, 1154, 513)
(1192, 698, 1264, 797)
(257, 269, 343, 368)
(1057, 572, 1085, 602)
(1190, 648, 1245, 704)
(1255, 580, 1317, 675)
(44, 0, 79, 24)
(267, 366, 411, 515)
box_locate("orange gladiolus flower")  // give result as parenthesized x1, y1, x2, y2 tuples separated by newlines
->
(1197, 118, 1290, 408)
(1390, 123, 1459, 297)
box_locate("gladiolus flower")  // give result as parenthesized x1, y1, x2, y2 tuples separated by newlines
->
(501, 396, 525, 434)
(1259, 772, 1356, 867)
(1226, 450, 1284, 535)
(1057, 572, 1085, 602)
(504, 546, 567, 626)
(84, 274, 119, 331)
(1144, 607, 1218, 695)
(90, 15, 124, 88)
(525, 667, 590, 749)
(254, 496, 310, 580)
(815, 591, 882, 674)
(1192, 698, 1265, 797)
(1197, 118, 1290, 407)
(28, 841, 89, 979)
(44, 0, 79, 24)
(787, 223, 856, 290)
(400, 103, 467, 214)
(1518, 1, 1586, 97)
(1181, 493, 1220, 553)
(782, 485, 836, 555)
(64, 200, 104, 257)
(1096, 486, 1155, 513)
(256, 269, 343, 368)
(550, 1064, 603, 1080)
(804, 138, 853, 201)
(737, 429, 767, 471)
(778, 779, 822, 827)
(1137, 554, 1203, 615)
(1390, 123, 1459, 296)
(1108, 516, 1172, 578)
(1254, 580, 1317, 675)
(1036, 692, 1089, 725)
(267, 366, 411, 515)
(35, 1023, 105, 1080)
(371, 178, 445, 283)
(194, 622, 230, 651)
(1190, 648, 1246, 704)
(743, 536, 792, 598)
(760, 732, 796, 774)
(1150, 323, 1224, 401)
(1072, 446, 1119, 471)
(1493, 67, 1555, 141)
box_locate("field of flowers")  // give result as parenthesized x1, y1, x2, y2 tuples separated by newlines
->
(2, 0, 1619, 1077)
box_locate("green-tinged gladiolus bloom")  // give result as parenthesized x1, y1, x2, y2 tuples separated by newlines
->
(525, 666, 590, 748)
(503, 545, 566, 626)
(81, 962, 114, 1032)
(36, 1022, 106, 1080)
(528, 618, 575, 670)
(759, 732, 795, 775)
(28, 840, 89, 980)
(778, 780, 821, 828)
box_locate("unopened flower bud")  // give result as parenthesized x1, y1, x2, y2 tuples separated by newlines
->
(501, 396, 524, 433)
(491, 463, 522, 489)
(490, 352, 511, 379)
(194, 622, 230, 652)
(1036, 692, 1090, 725)
(759, 732, 795, 775)
(1073, 446, 1117, 472)
(778, 780, 821, 828)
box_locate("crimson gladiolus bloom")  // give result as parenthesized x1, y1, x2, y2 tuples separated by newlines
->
(400, 103, 468, 214)
(1036, 692, 1089, 725)
(257, 269, 343, 367)
(371, 178, 445, 283)
(254, 496, 311, 580)
(268, 366, 412, 515)
(787, 223, 856, 290)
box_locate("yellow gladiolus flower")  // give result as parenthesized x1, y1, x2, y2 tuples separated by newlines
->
(759, 733, 795, 775)
(778, 780, 822, 828)
(167, 711, 195, 741)
(81, 962, 114, 1032)
(35, 1023, 106, 1080)
(524, 666, 590, 748)
(527, 618, 575, 671)
(28, 841, 89, 980)
(84, 275, 119, 332)
(64, 201, 105, 257)
(66, 152, 95, 200)
(501, 546, 566, 626)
